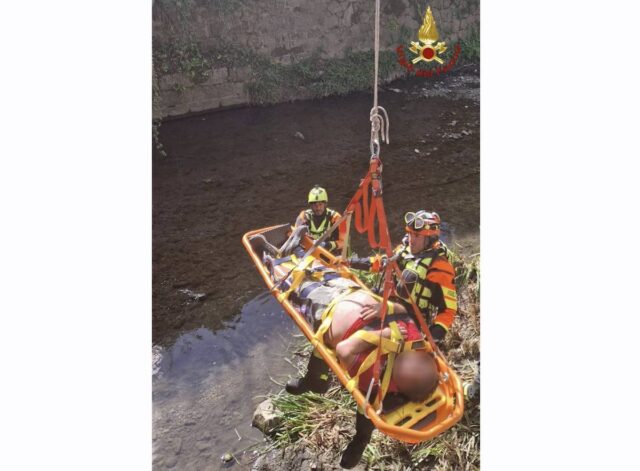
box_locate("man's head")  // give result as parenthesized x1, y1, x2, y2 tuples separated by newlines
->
(392, 350, 440, 402)
(308, 185, 328, 216)
(404, 211, 441, 254)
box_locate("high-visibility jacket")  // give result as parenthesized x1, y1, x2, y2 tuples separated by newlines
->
(295, 208, 346, 253)
(360, 241, 457, 333)
(393, 241, 457, 332)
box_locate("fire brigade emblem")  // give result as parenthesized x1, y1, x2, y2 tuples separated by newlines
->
(409, 6, 447, 65)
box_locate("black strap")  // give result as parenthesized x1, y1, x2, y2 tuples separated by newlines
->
(299, 282, 322, 299)
(322, 272, 341, 282)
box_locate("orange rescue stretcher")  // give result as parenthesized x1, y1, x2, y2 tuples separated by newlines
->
(242, 222, 464, 444)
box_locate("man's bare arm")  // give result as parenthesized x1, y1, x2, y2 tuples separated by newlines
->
(335, 328, 391, 369)
(359, 301, 407, 322)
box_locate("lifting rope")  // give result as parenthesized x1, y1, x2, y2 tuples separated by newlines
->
(370, 0, 390, 158)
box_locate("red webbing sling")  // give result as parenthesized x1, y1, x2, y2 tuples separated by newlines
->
(342, 155, 439, 410)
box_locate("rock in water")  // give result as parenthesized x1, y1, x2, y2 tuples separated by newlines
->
(252, 399, 282, 434)
(178, 288, 207, 302)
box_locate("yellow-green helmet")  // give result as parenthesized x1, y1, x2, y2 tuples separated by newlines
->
(308, 185, 328, 204)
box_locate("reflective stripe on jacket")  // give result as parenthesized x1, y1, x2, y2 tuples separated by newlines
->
(295, 208, 346, 252)
(393, 241, 457, 331)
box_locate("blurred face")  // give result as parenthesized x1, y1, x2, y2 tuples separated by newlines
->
(310, 201, 327, 216)
(392, 351, 438, 400)
(407, 230, 427, 254)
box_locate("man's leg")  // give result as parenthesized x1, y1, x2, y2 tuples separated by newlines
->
(279, 225, 308, 256)
(248, 234, 280, 257)
(340, 409, 375, 468)
(285, 348, 329, 395)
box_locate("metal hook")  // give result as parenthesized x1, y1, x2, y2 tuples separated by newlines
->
(369, 106, 390, 158)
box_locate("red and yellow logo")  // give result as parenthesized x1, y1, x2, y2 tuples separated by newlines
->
(410, 7, 447, 64)
(396, 6, 461, 78)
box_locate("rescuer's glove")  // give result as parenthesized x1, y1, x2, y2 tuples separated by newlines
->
(347, 256, 370, 270)
(348, 254, 386, 271)
(429, 324, 447, 343)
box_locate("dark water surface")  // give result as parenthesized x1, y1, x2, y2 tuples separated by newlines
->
(153, 293, 298, 470)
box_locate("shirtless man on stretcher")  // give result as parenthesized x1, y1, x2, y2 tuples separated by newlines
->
(250, 227, 440, 468)
(270, 255, 439, 400)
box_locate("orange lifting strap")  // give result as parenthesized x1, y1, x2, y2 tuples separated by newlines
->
(342, 156, 452, 410)
(241, 156, 464, 444)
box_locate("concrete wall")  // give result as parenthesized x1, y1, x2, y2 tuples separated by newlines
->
(153, 0, 479, 118)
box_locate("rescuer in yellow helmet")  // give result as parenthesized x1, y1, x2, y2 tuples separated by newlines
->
(294, 185, 346, 255)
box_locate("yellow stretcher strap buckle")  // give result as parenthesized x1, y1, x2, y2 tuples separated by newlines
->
(276, 255, 315, 302)
(405, 340, 427, 351)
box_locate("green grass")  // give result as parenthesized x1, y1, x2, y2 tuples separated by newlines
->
(153, 42, 213, 84)
(270, 386, 356, 451)
(153, 38, 401, 106)
(450, 248, 480, 301)
(460, 29, 480, 62)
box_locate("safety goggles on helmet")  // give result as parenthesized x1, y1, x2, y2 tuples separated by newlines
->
(405, 211, 428, 229)
(404, 210, 441, 235)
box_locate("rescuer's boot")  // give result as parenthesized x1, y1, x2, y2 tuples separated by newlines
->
(340, 411, 375, 468)
(285, 350, 329, 395)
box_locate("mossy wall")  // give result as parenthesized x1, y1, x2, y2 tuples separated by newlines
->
(153, 0, 479, 118)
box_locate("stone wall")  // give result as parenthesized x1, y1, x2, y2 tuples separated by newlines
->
(153, 0, 479, 118)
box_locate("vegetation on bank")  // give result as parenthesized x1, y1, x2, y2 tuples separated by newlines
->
(152, 0, 480, 103)
(152, 39, 400, 104)
(260, 250, 480, 470)
(460, 29, 480, 62)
